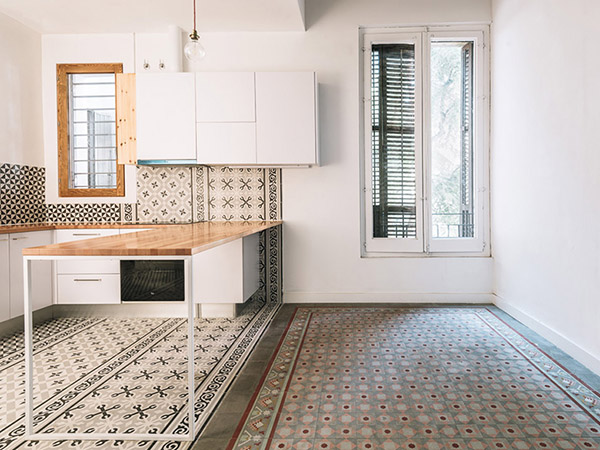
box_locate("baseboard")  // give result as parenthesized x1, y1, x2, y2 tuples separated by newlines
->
(283, 292, 494, 304)
(53, 303, 190, 318)
(493, 294, 600, 376)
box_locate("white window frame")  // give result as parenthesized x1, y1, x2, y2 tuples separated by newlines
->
(361, 25, 490, 257)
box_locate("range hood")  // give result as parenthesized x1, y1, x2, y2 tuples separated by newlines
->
(137, 159, 198, 166)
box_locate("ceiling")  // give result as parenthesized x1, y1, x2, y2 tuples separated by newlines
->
(0, 0, 306, 33)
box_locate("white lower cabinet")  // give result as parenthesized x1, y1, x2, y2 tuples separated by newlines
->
(57, 274, 120, 305)
(9, 231, 53, 318)
(55, 229, 121, 305)
(0, 237, 10, 322)
(54, 228, 150, 305)
(192, 234, 259, 304)
(55, 229, 121, 274)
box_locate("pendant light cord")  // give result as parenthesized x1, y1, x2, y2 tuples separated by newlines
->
(193, 0, 197, 31)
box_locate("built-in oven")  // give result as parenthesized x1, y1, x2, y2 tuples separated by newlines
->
(120, 260, 185, 302)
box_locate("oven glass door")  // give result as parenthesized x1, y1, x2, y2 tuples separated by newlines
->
(120, 260, 185, 302)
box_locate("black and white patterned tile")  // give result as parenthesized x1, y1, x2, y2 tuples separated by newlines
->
(0, 292, 281, 449)
(0, 163, 47, 225)
(46, 203, 122, 223)
(136, 166, 193, 223)
(207, 167, 266, 221)
(192, 166, 208, 222)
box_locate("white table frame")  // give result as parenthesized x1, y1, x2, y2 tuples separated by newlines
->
(23, 254, 196, 442)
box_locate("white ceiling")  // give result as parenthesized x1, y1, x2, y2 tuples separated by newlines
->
(0, 0, 306, 33)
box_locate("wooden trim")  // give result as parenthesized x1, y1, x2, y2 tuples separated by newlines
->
(116, 73, 137, 165)
(56, 63, 125, 198)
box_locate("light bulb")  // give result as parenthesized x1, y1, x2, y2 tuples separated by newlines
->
(184, 33, 206, 62)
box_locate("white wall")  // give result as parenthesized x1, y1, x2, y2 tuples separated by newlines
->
(189, 0, 493, 302)
(491, 0, 600, 373)
(0, 13, 43, 166)
(41, 34, 137, 203)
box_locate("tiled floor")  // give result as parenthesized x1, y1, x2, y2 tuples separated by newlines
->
(0, 295, 280, 450)
(195, 305, 600, 450)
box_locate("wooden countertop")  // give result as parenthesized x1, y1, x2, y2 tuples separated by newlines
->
(22, 221, 282, 257)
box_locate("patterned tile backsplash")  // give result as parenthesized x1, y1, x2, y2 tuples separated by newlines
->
(0, 162, 281, 225)
(0, 163, 47, 225)
(136, 166, 194, 223)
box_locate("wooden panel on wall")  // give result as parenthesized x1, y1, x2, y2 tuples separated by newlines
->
(116, 73, 137, 165)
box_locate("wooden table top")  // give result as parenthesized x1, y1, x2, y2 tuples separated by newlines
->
(22, 221, 282, 257)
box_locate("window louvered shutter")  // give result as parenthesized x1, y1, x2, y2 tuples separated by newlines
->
(371, 44, 417, 239)
(460, 42, 474, 238)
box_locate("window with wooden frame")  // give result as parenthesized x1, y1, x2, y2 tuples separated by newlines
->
(362, 26, 490, 256)
(57, 63, 125, 197)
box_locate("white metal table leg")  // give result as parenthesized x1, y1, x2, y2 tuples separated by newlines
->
(23, 257, 34, 437)
(185, 256, 195, 437)
(24, 255, 195, 442)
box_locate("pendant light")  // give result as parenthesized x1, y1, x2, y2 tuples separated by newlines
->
(184, 0, 206, 62)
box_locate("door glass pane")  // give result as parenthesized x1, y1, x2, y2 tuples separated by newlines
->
(371, 43, 417, 239)
(430, 41, 474, 239)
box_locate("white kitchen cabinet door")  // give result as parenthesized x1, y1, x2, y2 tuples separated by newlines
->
(196, 72, 255, 122)
(0, 237, 9, 322)
(196, 122, 256, 165)
(55, 229, 120, 274)
(57, 274, 120, 305)
(136, 73, 196, 162)
(255, 72, 318, 165)
(9, 231, 53, 318)
(192, 234, 259, 304)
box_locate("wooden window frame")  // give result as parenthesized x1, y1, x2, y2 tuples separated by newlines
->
(57, 63, 125, 197)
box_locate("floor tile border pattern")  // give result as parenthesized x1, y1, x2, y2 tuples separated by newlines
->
(481, 309, 600, 415)
(0, 300, 282, 449)
(228, 306, 600, 450)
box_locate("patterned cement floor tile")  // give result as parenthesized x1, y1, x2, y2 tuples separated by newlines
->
(229, 307, 600, 450)
(0, 295, 280, 449)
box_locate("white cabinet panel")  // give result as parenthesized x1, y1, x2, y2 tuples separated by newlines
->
(196, 122, 256, 165)
(55, 229, 120, 274)
(196, 72, 255, 122)
(0, 237, 9, 322)
(10, 231, 53, 318)
(192, 234, 259, 304)
(242, 233, 260, 300)
(57, 274, 120, 305)
(256, 72, 318, 165)
(136, 73, 196, 162)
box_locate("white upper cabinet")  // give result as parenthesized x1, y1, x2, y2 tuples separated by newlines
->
(196, 122, 256, 165)
(195, 72, 257, 164)
(256, 72, 318, 166)
(136, 73, 196, 162)
(195, 72, 255, 122)
(135, 71, 318, 166)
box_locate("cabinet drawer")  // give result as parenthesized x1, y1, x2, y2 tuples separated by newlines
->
(56, 229, 120, 243)
(56, 229, 120, 274)
(57, 274, 120, 304)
